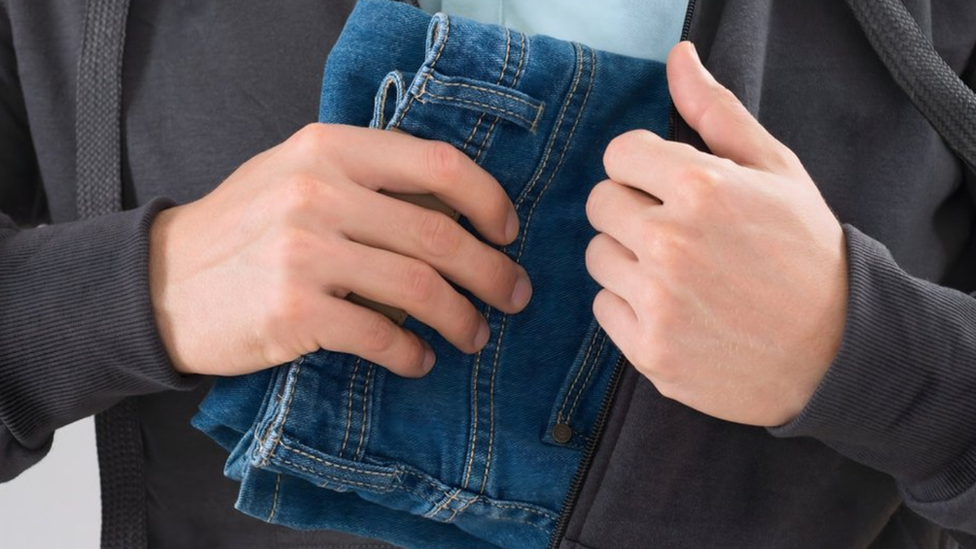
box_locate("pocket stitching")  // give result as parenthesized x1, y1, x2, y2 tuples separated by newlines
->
(338, 357, 363, 459)
(557, 327, 601, 424)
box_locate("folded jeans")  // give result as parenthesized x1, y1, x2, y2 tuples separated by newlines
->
(192, 1, 671, 548)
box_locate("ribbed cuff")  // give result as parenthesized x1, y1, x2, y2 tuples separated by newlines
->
(0, 198, 198, 449)
(769, 225, 976, 506)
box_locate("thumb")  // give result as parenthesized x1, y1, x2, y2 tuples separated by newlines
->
(667, 41, 793, 173)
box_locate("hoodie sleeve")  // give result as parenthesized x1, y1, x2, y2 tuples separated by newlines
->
(769, 225, 976, 536)
(0, 1, 196, 483)
(769, 40, 976, 540)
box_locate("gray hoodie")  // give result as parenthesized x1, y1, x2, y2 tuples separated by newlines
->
(0, 1, 975, 548)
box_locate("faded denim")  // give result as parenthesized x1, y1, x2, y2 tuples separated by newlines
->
(192, 1, 671, 547)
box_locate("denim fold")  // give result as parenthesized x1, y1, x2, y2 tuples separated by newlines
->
(193, 1, 671, 547)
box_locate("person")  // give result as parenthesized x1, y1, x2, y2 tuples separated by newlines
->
(1, 1, 974, 548)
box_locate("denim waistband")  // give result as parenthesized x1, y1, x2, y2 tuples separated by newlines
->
(193, 1, 671, 548)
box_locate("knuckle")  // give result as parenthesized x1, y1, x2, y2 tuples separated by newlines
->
(397, 338, 428, 377)
(676, 166, 723, 216)
(485, 253, 518, 296)
(634, 278, 665, 315)
(695, 87, 740, 127)
(586, 180, 612, 221)
(637, 334, 674, 380)
(280, 175, 321, 214)
(424, 141, 464, 186)
(458, 308, 484, 347)
(765, 147, 801, 174)
(400, 261, 439, 303)
(362, 314, 398, 354)
(717, 87, 745, 112)
(418, 211, 461, 257)
(271, 228, 315, 273)
(584, 236, 601, 273)
(289, 123, 336, 156)
(604, 130, 651, 171)
(267, 287, 310, 330)
(637, 218, 662, 251)
(646, 225, 685, 268)
(678, 165, 722, 199)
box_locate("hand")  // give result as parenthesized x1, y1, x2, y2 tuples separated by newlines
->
(150, 125, 532, 378)
(585, 42, 847, 427)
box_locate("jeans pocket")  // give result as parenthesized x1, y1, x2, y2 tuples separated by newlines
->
(542, 318, 618, 450)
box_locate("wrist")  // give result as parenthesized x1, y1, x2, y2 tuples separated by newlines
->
(149, 205, 195, 374)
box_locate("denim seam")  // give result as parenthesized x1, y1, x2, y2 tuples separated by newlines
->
(557, 326, 600, 423)
(460, 28, 530, 492)
(255, 368, 288, 451)
(468, 28, 510, 159)
(515, 44, 596, 264)
(264, 356, 306, 468)
(391, 12, 450, 131)
(566, 330, 608, 423)
(277, 457, 393, 492)
(488, 501, 557, 519)
(473, 31, 527, 165)
(338, 358, 362, 459)
(267, 473, 282, 522)
(474, 115, 499, 164)
(466, 39, 589, 501)
(427, 76, 541, 111)
(479, 311, 505, 495)
(444, 492, 480, 522)
(397, 469, 559, 522)
(441, 494, 551, 532)
(472, 34, 536, 491)
(460, 27, 509, 157)
(462, 308, 486, 490)
(417, 91, 540, 130)
(353, 364, 375, 461)
(490, 516, 550, 532)
(404, 483, 557, 524)
(461, 113, 485, 156)
(514, 42, 584, 212)
(424, 488, 462, 519)
(278, 441, 396, 478)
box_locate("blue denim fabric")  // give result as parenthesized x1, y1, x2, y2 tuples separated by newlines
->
(193, 1, 671, 548)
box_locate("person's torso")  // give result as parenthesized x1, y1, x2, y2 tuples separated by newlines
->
(4, 0, 976, 547)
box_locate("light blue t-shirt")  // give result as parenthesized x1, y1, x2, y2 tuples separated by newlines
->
(417, 0, 689, 62)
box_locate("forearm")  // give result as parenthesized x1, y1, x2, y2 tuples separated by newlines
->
(0, 199, 197, 480)
(771, 225, 976, 534)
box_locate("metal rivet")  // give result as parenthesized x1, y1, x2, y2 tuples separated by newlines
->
(552, 423, 573, 444)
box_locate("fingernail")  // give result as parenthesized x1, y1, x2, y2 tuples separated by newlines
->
(474, 321, 490, 350)
(686, 41, 699, 61)
(505, 211, 519, 242)
(423, 345, 436, 373)
(511, 268, 533, 309)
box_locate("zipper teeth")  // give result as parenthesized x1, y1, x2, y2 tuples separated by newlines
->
(668, 0, 698, 142)
(546, 355, 627, 549)
(547, 3, 698, 547)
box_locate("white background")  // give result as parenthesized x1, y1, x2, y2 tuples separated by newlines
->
(0, 416, 100, 548)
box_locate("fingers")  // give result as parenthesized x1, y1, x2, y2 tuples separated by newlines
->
(289, 124, 519, 246)
(340, 186, 532, 314)
(603, 129, 713, 202)
(331, 240, 490, 356)
(586, 179, 661, 252)
(666, 41, 797, 173)
(585, 233, 640, 303)
(314, 296, 435, 378)
(592, 289, 641, 361)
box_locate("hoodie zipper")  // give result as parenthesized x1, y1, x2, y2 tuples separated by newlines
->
(545, 2, 697, 548)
